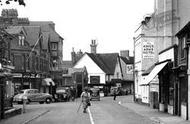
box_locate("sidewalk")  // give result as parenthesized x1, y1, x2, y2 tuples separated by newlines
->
(117, 95, 190, 124)
(0, 106, 50, 124)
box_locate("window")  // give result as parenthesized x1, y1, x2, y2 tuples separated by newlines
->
(51, 43, 58, 50)
(116, 72, 119, 78)
(181, 37, 186, 59)
(18, 36, 25, 46)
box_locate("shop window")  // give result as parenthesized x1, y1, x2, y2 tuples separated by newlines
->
(169, 74, 174, 105)
(180, 76, 188, 105)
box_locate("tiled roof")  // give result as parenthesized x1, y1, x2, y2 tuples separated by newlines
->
(86, 53, 119, 74)
(30, 21, 63, 41)
(23, 26, 41, 46)
(120, 56, 134, 64)
(6, 26, 26, 35)
(41, 32, 49, 50)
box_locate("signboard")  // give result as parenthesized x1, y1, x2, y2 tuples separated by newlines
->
(126, 65, 133, 74)
(142, 40, 154, 59)
(90, 76, 100, 84)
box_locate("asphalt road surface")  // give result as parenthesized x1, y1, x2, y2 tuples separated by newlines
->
(11, 96, 155, 124)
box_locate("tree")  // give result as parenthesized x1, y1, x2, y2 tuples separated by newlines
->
(2, 0, 25, 6)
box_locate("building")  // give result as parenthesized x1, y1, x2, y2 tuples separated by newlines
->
(0, 9, 63, 95)
(113, 50, 134, 94)
(134, 0, 190, 120)
(29, 21, 64, 89)
(73, 40, 118, 96)
(176, 22, 190, 120)
(0, 28, 15, 120)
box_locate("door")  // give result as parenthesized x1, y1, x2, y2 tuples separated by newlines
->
(0, 85, 4, 119)
(174, 82, 178, 115)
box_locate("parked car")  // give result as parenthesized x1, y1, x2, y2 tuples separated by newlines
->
(90, 88, 100, 101)
(13, 89, 53, 104)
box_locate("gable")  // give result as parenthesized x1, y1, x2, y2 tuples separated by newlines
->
(74, 54, 105, 74)
(86, 53, 118, 74)
(114, 57, 123, 79)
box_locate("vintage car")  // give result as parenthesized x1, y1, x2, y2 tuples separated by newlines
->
(90, 88, 100, 101)
(13, 89, 53, 104)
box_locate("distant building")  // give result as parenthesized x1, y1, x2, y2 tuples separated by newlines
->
(113, 50, 134, 95)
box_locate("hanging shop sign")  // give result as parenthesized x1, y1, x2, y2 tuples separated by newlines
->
(142, 40, 154, 59)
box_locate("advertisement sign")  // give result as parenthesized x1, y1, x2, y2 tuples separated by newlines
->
(126, 65, 133, 74)
(142, 40, 154, 59)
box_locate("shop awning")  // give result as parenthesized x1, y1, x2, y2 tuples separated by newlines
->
(141, 62, 168, 86)
(42, 78, 55, 86)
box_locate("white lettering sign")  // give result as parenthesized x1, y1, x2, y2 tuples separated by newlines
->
(142, 40, 154, 59)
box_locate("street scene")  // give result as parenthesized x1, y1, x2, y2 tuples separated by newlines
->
(2, 0, 190, 124)
(0, 95, 172, 124)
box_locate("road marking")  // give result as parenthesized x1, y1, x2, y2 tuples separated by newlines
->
(88, 107, 95, 124)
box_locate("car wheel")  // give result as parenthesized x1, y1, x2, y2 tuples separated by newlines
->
(39, 101, 44, 104)
(45, 98, 51, 104)
(26, 99, 30, 104)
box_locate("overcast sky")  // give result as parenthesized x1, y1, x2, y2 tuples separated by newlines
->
(1, 0, 154, 60)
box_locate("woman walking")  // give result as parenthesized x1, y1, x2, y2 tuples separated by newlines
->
(80, 87, 91, 113)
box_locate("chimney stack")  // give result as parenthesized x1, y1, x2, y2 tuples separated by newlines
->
(120, 50, 129, 58)
(90, 39, 97, 54)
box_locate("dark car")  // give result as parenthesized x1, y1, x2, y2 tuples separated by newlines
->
(90, 88, 100, 101)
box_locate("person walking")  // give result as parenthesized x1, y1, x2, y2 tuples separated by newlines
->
(70, 86, 75, 101)
(80, 87, 91, 113)
(113, 88, 117, 100)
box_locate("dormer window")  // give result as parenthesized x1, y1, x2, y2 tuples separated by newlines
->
(19, 36, 25, 46)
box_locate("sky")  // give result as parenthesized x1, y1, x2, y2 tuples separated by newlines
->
(0, 0, 154, 60)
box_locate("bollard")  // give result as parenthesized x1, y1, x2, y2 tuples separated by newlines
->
(22, 96, 27, 113)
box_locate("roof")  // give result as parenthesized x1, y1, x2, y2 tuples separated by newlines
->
(23, 26, 41, 46)
(120, 56, 134, 64)
(30, 21, 63, 41)
(6, 26, 26, 35)
(41, 32, 49, 50)
(176, 21, 190, 37)
(86, 53, 119, 74)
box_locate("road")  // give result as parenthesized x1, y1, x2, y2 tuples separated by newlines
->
(11, 96, 154, 124)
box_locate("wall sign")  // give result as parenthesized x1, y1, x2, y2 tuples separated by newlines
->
(142, 40, 154, 59)
(90, 76, 100, 84)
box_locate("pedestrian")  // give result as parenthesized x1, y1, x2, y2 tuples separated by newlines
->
(70, 86, 75, 101)
(80, 87, 91, 113)
(113, 88, 117, 100)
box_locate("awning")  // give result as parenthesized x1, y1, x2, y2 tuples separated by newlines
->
(42, 78, 55, 86)
(141, 62, 168, 86)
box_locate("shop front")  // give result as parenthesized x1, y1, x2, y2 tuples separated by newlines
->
(41, 78, 55, 95)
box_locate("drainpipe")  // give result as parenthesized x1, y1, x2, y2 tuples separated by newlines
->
(187, 45, 190, 120)
(133, 37, 136, 102)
